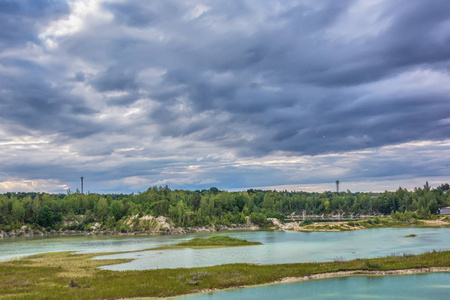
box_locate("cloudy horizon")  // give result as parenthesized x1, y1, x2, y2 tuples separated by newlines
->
(1, 0, 449, 194)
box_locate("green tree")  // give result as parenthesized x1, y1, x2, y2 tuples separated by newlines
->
(37, 205, 55, 228)
(110, 201, 124, 221)
(32, 195, 41, 222)
(12, 201, 25, 223)
(151, 200, 170, 217)
(95, 197, 109, 222)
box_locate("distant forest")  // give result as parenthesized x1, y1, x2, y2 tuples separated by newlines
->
(1, 183, 449, 232)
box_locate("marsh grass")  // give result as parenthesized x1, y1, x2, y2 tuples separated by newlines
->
(152, 235, 262, 250)
(146, 235, 262, 252)
(0, 249, 449, 299)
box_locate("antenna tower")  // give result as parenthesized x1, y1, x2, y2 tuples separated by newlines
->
(81, 177, 84, 194)
(336, 180, 339, 194)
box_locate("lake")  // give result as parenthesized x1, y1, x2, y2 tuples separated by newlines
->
(0, 228, 449, 271)
(1, 228, 449, 300)
(168, 273, 450, 300)
(96, 228, 450, 270)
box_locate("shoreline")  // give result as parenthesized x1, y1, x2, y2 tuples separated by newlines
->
(1, 215, 449, 239)
(2, 221, 450, 239)
(154, 267, 450, 299)
(0, 224, 262, 239)
(1, 249, 449, 299)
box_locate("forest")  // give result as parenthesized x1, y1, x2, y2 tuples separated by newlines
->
(0, 182, 449, 232)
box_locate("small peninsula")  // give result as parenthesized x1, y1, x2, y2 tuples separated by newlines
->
(154, 235, 262, 249)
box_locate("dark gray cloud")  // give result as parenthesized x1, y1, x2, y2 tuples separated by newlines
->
(0, 59, 100, 138)
(91, 65, 138, 92)
(0, 0, 69, 49)
(0, 0, 449, 192)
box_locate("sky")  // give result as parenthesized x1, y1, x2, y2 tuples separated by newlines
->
(0, 0, 449, 194)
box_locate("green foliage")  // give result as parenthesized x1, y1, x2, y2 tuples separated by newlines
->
(105, 216, 116, 229)
(301, 219, 313, 225)
(110, 201, 124, 221)
(37, 205, 55, 228)
(265, 211, 285, 222)
(150, 200, 170, 217)
(365, 261, 382, 270)
(249, 212, 273, 227)
(162, 235, 262, 248)
(0, 182, 449, 232)
(0, 250, 448, 299)
(95, 197, 109, 222)
(12, 201, 25, 222)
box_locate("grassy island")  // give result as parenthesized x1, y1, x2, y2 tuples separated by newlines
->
(155, 235, 262, 249)
(0, 250, 449, 299)
(405, 234, 418, 238)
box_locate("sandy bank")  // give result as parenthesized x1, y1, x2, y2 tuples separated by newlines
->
(275, 266, 450, 283)
(123, 267, 450, 299)
(187, 267, 450, 298)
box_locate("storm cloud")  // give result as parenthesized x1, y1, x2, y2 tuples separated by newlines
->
(0, 0, 449, 193)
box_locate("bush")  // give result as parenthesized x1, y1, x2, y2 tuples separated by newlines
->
(105, 216, 116, 229)
(119, 225, 128, 233)
(249, 212, 272, 227)
(66, 222, 80, 230)
(365, 261, 382, 270)
(265, 211, 285, 222)
(301, 219, 313, 225)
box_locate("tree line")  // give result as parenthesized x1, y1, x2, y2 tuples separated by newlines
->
(0, 183, 448, 232)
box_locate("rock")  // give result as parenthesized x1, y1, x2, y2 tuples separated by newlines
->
(268, 218, 282, 227)
(90, 222, 101, 230)
(69, 280, 79, 288)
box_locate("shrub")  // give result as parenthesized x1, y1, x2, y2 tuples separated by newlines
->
(365, 261, 382, 270)
(249, 212, 273, 227)
(301, 219, 313, 225)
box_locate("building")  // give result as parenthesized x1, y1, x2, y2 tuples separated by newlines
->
(438, 207, 450, 215)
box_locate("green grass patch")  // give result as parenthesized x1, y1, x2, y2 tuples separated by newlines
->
(0, 249, 449, 299)
(156, 235, 262, 249)
(351, 217, 417, 229)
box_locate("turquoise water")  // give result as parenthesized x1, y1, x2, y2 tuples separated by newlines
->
(0, 228, 449, 270)
(1, 229, 448, 299)
(0, 234, 186, 261)
(170, 273, 450, 300)
(96, 228, 450, 270)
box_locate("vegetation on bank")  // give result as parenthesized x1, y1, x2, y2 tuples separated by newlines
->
(0, 250, 448, 299)
(156, 236, 262, 249)
(294, 215, 450, 232)
(0, 182, 449, 233)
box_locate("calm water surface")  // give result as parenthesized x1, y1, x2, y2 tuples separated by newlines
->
(96, 228, 450, 270)
(0, 228, 449, 270)
(169, 273, 450, 300)
(0, 233, 185, 261)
